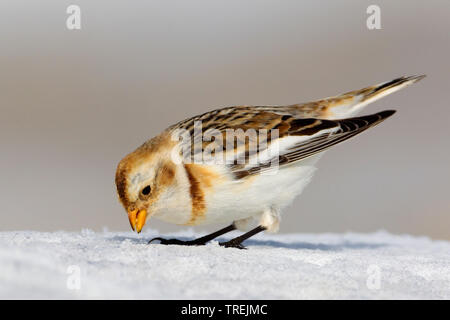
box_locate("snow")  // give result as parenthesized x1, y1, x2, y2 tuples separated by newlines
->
(0, 229, 449, 299)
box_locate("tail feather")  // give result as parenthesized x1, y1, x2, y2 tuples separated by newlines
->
(352, 75, 426, 109)
(286, 75, 425, 120)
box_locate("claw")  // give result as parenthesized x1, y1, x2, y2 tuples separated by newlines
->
(148, 237, 165, 244)
(219, 241, 247, 250)
(148, 237, 206, 246)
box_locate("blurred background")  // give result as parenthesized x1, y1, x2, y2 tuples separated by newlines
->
(0, 0, 449, 240)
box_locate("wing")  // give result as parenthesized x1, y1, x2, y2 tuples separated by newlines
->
(229, 110, 395, 179)
(168, 75, 422, 130)
(168, 107, 395, 179)
(165, 76, 420, 179)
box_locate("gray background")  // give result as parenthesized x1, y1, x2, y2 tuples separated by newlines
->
(1, 1, 449, 240)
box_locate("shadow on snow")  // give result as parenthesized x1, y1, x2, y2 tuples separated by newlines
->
(108, 235, 387, 251)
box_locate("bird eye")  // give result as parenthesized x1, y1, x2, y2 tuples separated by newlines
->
(141, 185, 151, 196)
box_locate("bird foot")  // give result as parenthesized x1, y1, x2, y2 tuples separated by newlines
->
(148, 237, 207, 246)
(219, 240, 247, 250)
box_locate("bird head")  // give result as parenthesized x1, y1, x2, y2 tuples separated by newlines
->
(115, 136, 179, 233)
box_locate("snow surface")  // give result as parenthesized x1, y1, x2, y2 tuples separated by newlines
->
(0, 229, 449, 299)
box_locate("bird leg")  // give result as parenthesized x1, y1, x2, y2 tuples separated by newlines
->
(219, 225, 266, 249)
(148, 224, 237, 246)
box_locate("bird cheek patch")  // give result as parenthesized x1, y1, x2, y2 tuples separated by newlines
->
(157, 163, 176, 187)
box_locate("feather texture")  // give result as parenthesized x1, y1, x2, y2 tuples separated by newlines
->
(115, 76, 424, 233)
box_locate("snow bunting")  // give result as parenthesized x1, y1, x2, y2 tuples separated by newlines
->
(116, 75, 425, 248)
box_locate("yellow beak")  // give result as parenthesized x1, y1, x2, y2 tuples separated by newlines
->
(127, 209, 148, 233)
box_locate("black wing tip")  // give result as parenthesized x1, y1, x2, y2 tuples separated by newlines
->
(377, 109, 396, 119)
(361, 109, 396, 127)
(347, 110, 396, 123)
(339, 110, 396, 131)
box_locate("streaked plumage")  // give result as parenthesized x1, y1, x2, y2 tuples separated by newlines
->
(115, 75, 425, 246)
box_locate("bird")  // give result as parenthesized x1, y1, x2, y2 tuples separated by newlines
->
(115, 75, 425, 249)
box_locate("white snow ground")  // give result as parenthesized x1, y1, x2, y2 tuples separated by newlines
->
(0, 229, 449, 299)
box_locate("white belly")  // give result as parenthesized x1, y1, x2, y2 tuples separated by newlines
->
(197, 155, 321, 226)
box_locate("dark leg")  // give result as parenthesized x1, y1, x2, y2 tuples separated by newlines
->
(148, 224, 237, 246)
(219, 225, 266, 249)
